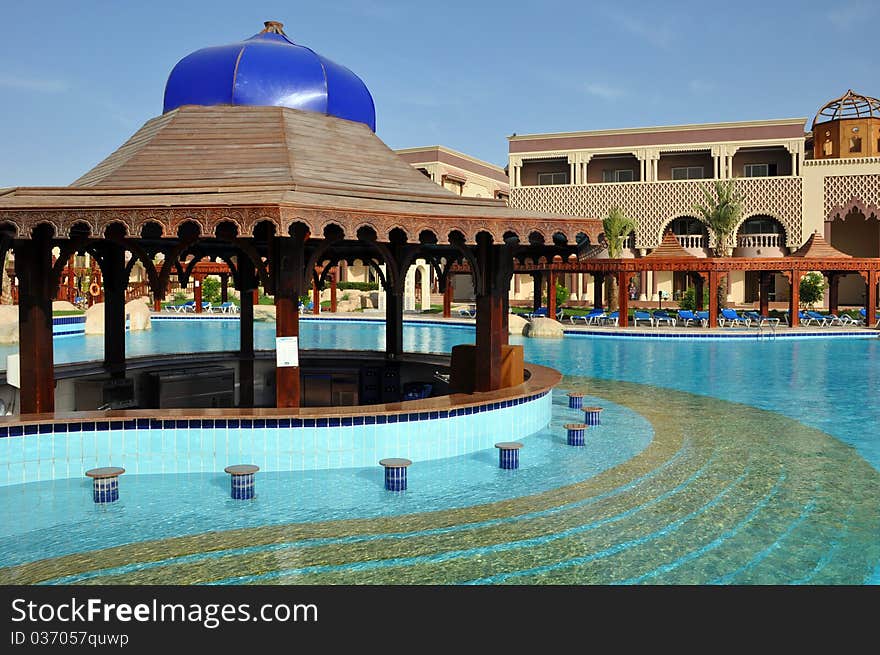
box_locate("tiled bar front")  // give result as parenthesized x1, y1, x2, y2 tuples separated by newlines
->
(0, 391, 552, 486)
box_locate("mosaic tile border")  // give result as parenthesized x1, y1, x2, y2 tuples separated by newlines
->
(0, 391, 549, 439)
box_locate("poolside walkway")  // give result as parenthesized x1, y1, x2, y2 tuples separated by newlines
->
(150, 309, 878, 337)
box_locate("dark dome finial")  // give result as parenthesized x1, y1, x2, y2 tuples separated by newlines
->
(261, 21, 285, 35)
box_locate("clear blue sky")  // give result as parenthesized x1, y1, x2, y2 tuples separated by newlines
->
(0, 0, 876, 186)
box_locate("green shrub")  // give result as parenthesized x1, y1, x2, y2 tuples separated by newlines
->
(337, 281, 379, 292)
(799, 271, 826, 309)
(555, 282, 570, 307)
(201, 276, 222, 304)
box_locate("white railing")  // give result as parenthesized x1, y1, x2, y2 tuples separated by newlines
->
(620, 235, 633, 249)
(736, 233, 782, 248)
(676, 235, 707, 249)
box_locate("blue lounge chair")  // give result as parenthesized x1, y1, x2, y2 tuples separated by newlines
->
(804, 311, 829, 326)
(527, 307, 549, 319)
(181, 300, 196, 313)
(858, 308, 880, 327)
(458, 307, 476, 318)
(600, 311, 619, 326)
(217, 301, 238, 314)
(633, 311, 653, 327)
(677, 310, 705, 327)
(653, 310, 676, 327)
(556, 307, 564, 321)
(719, 308, 749, 326)
(696, 311, 710, 325)
(201, 301, 213, 313)
(570, 308, 604, 325)
(744, 311, 780, 327)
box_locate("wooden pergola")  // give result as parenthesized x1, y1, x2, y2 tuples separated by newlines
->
(486, 230, 880, 328)
(0, 105, 601, 415)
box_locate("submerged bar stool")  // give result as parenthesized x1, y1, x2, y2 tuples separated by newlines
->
(568, 392, 584, 409)
(85, 467, 125, 504)
(380, 458, 412, 491)
(583, 406, 603, 426)
(495, 442, 523, 469)
(565, 423, 587, 446)
(224, 464, 260, 499)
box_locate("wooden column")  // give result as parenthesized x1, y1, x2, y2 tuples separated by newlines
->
(220, 273, 229, 303)
(759, 271, 770, 317)
(311, 279, 320, 315)
(593, 273, 603, 309)
(617, 271, 629, 327)
(866, 270, 878, 329)
(385, 290, 403, 358)
(194, 276, 203, 313)
(639, 270, 647, 301)
(239, 271, 255, 408)
(532, 272, 543, 313)
(501, 292, 509, 346)
(329, 269, 337, 313)
(474, 235, 513, 392)
(789, 270, 801, 327)
(16, 228, 55, 414)
(274, 228, 307, 408)
(102, 243, 127, 379)
(548, 270, 557, 319)
(694, 274, 705, 311)
(442, 276, 452, 318)
(828, 273, 839, 315)
(153, 297, 161, 312)
(707, 270, 719, 328)
(475, 293, 504, 391)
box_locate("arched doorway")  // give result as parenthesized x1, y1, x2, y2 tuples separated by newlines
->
(736, 215, 789, 304)
(830, 209, 880, 305)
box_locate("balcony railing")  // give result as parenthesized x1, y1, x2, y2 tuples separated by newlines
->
(510, 176, 802, 251)
(676, 235, 707, 249)
(620, 235, 633, 249)
(736, 233, 782, 249)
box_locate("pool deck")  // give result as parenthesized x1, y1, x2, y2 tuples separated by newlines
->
(151, 310, 879, 338)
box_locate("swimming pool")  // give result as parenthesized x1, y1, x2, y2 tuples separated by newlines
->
(0, 319, 878, 584)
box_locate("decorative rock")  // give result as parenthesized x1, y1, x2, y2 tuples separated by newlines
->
(125, 299, 152, 332)
(52, 300, 78, 312)
(253, 305, 277, 322)
(565, 423, 587, 446)
(508, 313, 529, 336)
(85, 467, 125, 503)
(524, 317, 564, 338)
(583, 406, 603, 426)
(84, 303, 105, 335)
(495, 442, 523, 469)
(568, 392, 584, 409)
(225, 464, 260, 499)
(379, 458, 411, 491)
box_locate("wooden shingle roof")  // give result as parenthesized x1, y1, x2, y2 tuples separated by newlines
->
(790, 230, 851, 258)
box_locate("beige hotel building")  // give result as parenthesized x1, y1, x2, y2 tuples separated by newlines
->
(386, 90, 879, 309)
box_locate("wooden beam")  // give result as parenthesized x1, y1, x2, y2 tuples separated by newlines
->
(707, 270, 719, 328)
(329, 269, 337, 313)
(867, 270, 878, 329)
(593, 273, 603, 309)
(475, 293, 504, 391)
(274, 232, 305, 408)
(194, 275, 203, 313)
(828, 273, 839, 315)
(442, 277, 452, 318)
(617, 271, 629, 327)
(548, 270, 557, 320)
(239, 280, 254, 408)
(16, 232, 54, 414)
(385, 291, 403, 358)
(102, 244, 127, 379)
(789, 270, 801, 327)
(759, 271, 770, 317)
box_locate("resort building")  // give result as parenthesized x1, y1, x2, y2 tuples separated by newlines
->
(508, 89, 880, 308)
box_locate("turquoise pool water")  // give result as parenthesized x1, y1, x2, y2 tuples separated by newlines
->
(6, 318, 875, 471)
(1, 319, 878, 584)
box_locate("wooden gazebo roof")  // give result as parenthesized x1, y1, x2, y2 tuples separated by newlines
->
(0, 106, 601, 246)
(644, 230, 698, 259)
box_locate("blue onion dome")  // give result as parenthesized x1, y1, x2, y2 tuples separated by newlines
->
(163, 21, 376, 131)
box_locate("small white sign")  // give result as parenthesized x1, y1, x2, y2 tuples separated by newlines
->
(276, 336, 299, 367)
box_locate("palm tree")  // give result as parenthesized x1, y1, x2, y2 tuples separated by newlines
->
(692, 180, 744, 256)
(602, 207, 636, 311)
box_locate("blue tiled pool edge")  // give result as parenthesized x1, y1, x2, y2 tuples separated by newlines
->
(0, 391, 552, 486)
